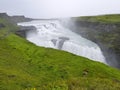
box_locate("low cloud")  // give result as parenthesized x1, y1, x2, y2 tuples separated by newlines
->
(0, 0, 120, 18)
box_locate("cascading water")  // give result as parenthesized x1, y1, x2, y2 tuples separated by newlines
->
(18, 20, 106, 64)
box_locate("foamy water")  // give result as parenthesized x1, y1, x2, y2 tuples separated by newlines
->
(18, 20, 106, 63)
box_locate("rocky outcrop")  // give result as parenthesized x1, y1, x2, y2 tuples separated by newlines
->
(75, 21, 120, 32)
(69, 19, 120, 68)
(0, 13, 32, 24)
(0, 13, 9, 18)
(15, 26, 36, 38)
(0, 23, 5, 29)
(10, 16, 32, 23)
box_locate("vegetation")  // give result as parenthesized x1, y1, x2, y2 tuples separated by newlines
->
(75, 14, 120, 24)
(0, 17, 18, 39)
(0, 15, 120, 90)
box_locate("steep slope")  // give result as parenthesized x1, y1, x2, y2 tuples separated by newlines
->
(0, 14, 120, 90)
(1, 33, 120, 90)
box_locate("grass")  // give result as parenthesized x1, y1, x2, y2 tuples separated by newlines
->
(0, 17, 18, 38)
(1, 34, 120, 90)
(0, 16, 120, 90)
(74, 14, 120, 24)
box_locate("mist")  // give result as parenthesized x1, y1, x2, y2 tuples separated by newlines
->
(0, 0, 120, 18)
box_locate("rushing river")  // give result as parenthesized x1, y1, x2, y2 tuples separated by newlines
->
(18, 20, 106, 64)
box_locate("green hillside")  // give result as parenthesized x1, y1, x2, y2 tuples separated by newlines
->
(0, 15, 120, 90)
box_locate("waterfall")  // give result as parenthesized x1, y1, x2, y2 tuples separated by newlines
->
(18, 20, 106, 64)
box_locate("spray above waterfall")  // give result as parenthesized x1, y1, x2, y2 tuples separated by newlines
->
(18, 19, 106, 64)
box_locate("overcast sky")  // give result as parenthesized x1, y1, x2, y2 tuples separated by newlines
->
(0, 0, 120, 18)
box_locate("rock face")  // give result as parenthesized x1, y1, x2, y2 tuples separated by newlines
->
(58, 37, 70, 49)
(0, 23, 5, 29)
(0, 13, 32, 24)
(0, 13, 9, 18)
(75, 21, 119, 32)
(15, 26, 36, 38)
(69, 19, 120, 68)
(10, 16, 32, 23)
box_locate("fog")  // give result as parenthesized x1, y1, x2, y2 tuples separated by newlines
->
(0, 0, 120, 18)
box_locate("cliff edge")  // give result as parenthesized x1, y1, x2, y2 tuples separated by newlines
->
(71, 14, 120, 68)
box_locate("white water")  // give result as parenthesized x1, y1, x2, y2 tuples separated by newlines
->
(18, 20, 106, 63)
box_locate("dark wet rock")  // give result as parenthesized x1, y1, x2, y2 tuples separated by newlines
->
(0, 13, 9, 18)
(0, 13, 33, 24)
(19, 26, 36, 31)
(51, 39, 57, 46)
(51, 37, 69, 49)
(59, 37, 70, 40)
(10, 16, 32, 23)
(15, 30, 26, 38)
(74, 21, 120, 32)
(51, 23, 57, 28)
(16, 26, 36, 38)
(0, 23, 5, 29)
(44, 25, 50, 29)
(58, 37, 69, 49)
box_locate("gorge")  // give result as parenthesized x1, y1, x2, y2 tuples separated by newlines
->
(68, 15, 120, 68)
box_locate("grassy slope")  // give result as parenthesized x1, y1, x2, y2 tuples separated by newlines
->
(0, 17, 120, 90)
(0, 17, 18, 38)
